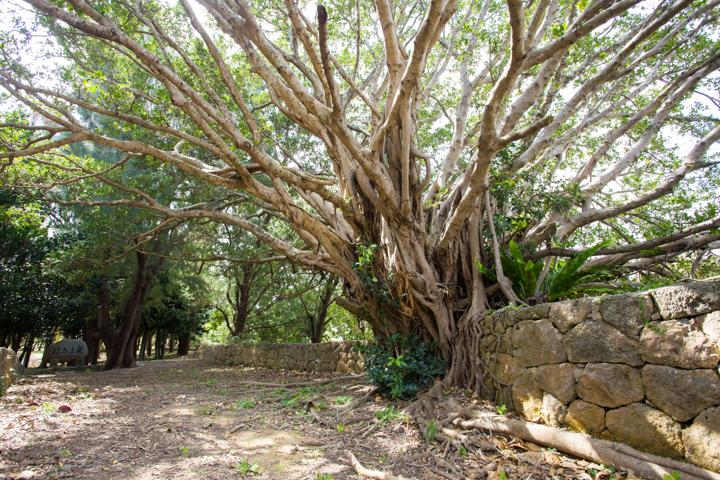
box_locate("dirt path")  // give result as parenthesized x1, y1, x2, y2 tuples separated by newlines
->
(0, 358, 429, 480)
(0, 358, 630, 480)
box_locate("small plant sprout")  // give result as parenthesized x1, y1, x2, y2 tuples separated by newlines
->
(336, 422, 346, 433)
(179, 446, 190, 456)
(206, 378, 218, 387)
(424, 419, 438, 442)
(663, 472, 681, 480)
(315, 474, 334, 480)
(333, 395, 352, 405)
(197, 405, 213, 415)
(496, 404, 508, 415)
(235, 458, 260, 475)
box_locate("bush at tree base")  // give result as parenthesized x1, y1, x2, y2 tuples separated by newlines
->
(359, 334, 445, 399)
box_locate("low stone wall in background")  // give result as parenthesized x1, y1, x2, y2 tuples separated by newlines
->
(199, 341, 364, 373)
(480, 279, 720, 472)
(0, 347, 19, 395)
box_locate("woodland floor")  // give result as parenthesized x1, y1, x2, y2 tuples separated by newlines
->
(0, 357, 633, 480)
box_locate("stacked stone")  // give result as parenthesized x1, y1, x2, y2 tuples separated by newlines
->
(0, 347, 18, 396)
(481, 279, 720, 472)
(200, 341, 364, 373)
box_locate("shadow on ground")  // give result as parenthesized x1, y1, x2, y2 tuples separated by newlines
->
(0, 358, 430, 480)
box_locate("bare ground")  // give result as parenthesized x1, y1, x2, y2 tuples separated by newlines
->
(0, 358, 630, 480)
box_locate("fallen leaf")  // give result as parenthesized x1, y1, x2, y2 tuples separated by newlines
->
(515, 451, 544, 464)
(57, 405, 72, 413)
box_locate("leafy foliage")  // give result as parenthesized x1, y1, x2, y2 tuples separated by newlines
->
(476, 241, 616, 302)
(360, 334, 445, 399)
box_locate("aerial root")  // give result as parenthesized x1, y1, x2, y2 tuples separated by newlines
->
(454, 411, 720, 480)
(344, 450, 417, 480)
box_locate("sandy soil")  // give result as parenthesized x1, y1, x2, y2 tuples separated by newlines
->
(0, 358, 628, 480)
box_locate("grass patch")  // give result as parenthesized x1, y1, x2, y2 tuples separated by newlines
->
(374, 406, 407, 423)
(234, 399, 256, 409)
(333, 395, 352, 405)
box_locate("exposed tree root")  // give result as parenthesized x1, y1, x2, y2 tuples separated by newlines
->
(455, 412, 720, 480)
(337, 387, 379, 413)
(427, 466, 459, 480)
(338, 413, 375, 425)
(344, 451, 417, 480)
(233, 373, 365, 388)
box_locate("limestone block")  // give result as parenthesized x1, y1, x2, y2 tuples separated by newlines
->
(702, 311, 720, 345)
(605, 403, 684, 458)
(481, 335, 498, 351)
(535, 363, 576, 403)
(576, 363, 644, 408)
(642, 365, 720, 422)
(513, 304, 551, 321)
(683, 406, 720, 473)
(511, 319, 567, 367)
(483, 315, 497, 331)
(499, 334, 513, 354)
(0, 348, 18, 396)
(549, 298, 594, 333)
(564, 400, 605, 435)
(512, 370, 544, 422)
(541, 392, 566, 427)
(491, 353, 523, 385)
(599, 293, 654, 339)
(639, 319, 719, 369)
(494, 308, 528, 329)
(563, 322, 643, 366)
(651, 280, 720, 319)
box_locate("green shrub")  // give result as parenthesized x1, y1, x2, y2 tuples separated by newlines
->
(359, 334, 445, 399)
(476, 240, 614, 302)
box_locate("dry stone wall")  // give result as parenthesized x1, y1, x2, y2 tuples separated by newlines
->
(480, 279, 720, 472)
(199, 341, 363, 373)
(0, 347, 19, 396)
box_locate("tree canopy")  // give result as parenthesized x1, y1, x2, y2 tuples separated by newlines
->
(0, 0, 718, 382)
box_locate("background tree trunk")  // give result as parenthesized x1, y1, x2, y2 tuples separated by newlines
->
(21, 337, 33, 369)
(138, 331, 150, 361)
(177, 333, 190, 356)
(105, 250, 163, 369)
(308, 276, 339, 343)
(146, 332, 153, 358)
